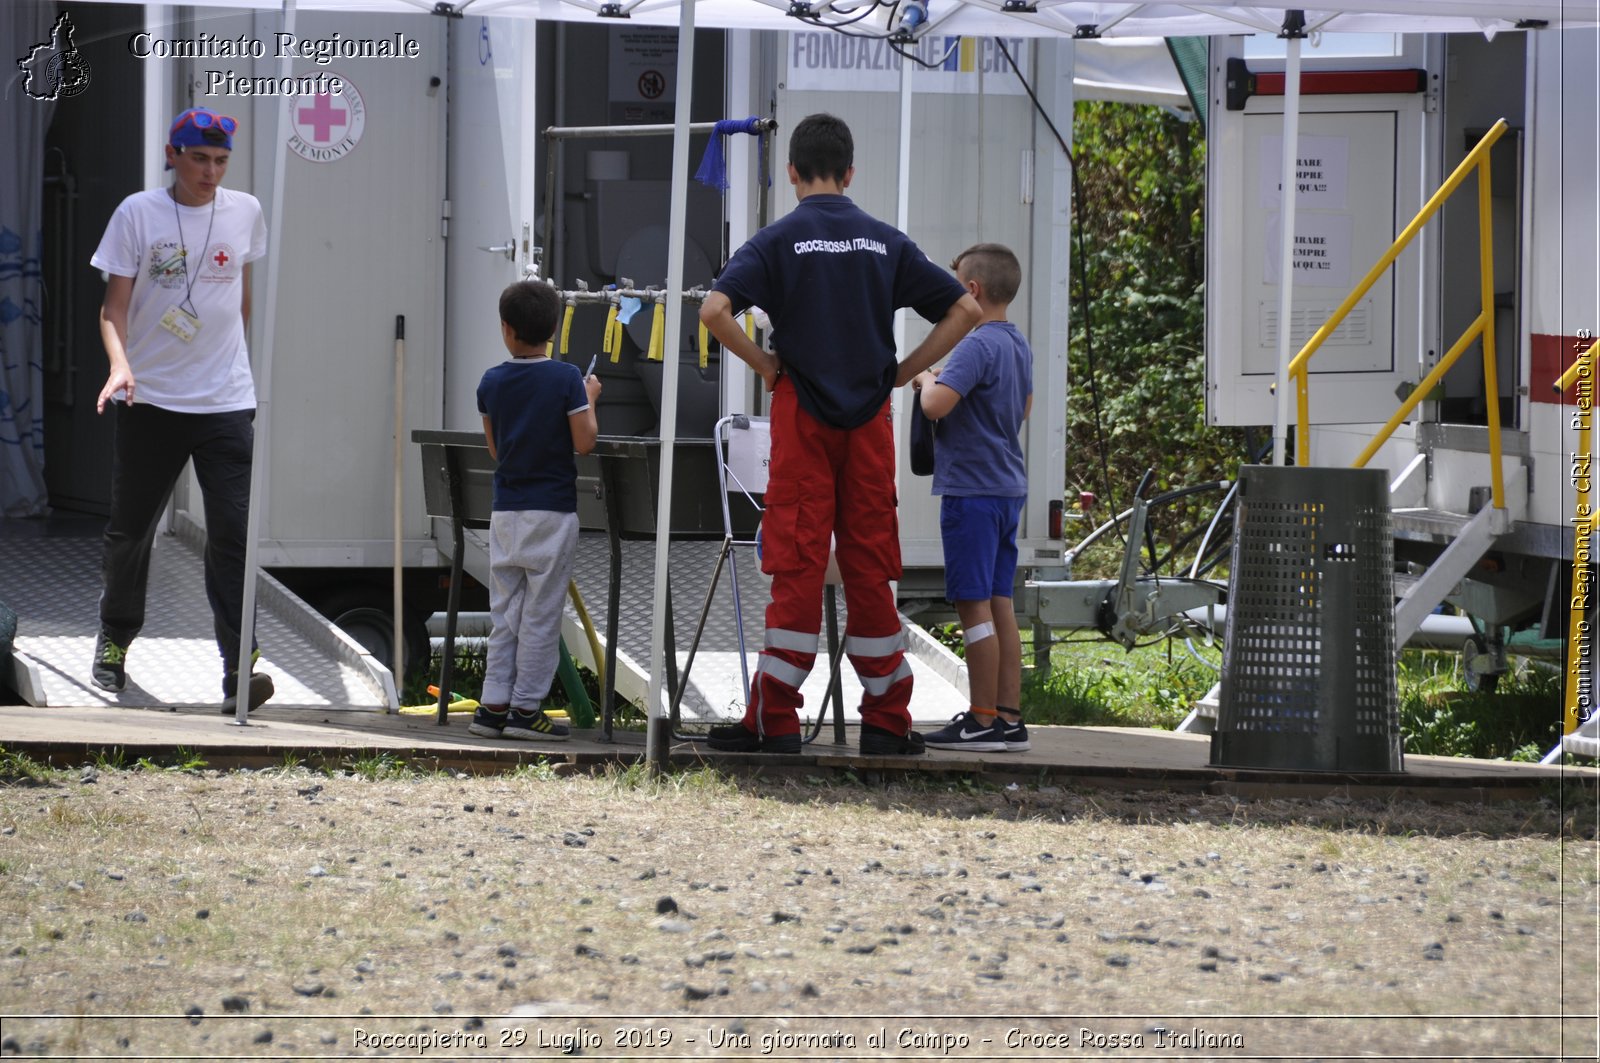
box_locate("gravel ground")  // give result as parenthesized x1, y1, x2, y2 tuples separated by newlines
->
(0, 764, 1596, 1060)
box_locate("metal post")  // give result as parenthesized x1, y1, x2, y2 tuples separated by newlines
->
(1271, 18, 1304, 467)
(392, 315, 406, 690)
(233, 0, 297, 723)
(643, 0, 697, 773)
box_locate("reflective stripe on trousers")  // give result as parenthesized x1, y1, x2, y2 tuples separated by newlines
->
(743, 378, 912, 736)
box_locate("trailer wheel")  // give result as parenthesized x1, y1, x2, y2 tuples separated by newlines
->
(325, 597, 431, 680)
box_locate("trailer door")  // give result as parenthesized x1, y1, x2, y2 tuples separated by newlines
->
(444, 15, 540, 432)
(1205, 34, 1439, 433)
(261, 9, 448, 566)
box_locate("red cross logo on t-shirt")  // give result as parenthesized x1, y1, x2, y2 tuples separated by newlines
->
(205, 243, 237, 276)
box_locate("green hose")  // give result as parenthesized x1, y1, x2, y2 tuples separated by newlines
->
(555, 636, 595, 729)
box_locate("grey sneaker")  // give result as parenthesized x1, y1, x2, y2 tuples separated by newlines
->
(91, 632, 128, 693)
(220, 672, 275, 715)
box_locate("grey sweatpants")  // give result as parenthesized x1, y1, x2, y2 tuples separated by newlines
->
(483, 509, 579, 708)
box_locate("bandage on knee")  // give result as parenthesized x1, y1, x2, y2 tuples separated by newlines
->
(962, 621, 996, 646)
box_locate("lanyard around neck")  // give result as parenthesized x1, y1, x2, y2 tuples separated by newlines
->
(170, 190, 217, 318)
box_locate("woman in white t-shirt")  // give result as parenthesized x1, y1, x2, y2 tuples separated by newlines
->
(88, 107, 272, 715)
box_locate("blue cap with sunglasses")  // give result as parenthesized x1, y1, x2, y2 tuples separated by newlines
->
(168, 108, 237, 153)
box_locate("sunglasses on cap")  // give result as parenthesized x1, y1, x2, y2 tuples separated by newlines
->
(171, 110, 239, 136)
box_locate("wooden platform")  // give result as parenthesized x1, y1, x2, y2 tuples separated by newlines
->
(0, 702, 1592, 804)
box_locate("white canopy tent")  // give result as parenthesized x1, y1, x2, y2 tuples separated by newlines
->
(68, 0, 1600, 753)
(81, 0, 1598, 34)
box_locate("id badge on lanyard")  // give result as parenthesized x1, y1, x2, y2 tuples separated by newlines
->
(159, 304, 201, 343)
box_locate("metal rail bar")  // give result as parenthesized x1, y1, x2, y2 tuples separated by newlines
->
(1290, 120, 1510, 483)
(543, 119, 778, 141)
(1351, 311, 1487, 470)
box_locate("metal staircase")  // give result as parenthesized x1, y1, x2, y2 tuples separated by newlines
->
(1392, 465, 1528, 646)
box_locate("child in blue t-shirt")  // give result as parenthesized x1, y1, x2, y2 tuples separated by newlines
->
(469, 281, 602, 741)
(912, 244, 1034, 753)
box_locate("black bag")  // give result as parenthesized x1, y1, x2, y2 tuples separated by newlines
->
(909, 394, 936, 476)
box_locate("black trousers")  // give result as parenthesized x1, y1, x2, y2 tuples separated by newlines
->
(99, 404, 256, 679)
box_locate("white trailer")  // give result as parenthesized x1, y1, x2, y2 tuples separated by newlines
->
(7, 2, 1085, 709)
(1204, 24, 1598, 713)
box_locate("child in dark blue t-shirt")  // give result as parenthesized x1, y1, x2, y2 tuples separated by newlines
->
(912, 244, 1033, 753)
(469, 281, 602, 742)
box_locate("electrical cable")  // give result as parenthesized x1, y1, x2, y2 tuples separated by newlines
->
(889, 36, 960, 69)
(795, 8, 890, 33)
(794, 0, 898, 37)
(994, 35, 1121, 543)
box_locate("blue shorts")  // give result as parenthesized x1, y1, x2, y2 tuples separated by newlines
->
(939, 494, 1025, 602)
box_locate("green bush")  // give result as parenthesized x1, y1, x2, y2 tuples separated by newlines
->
(1397, 651, 1565, 761)
(1067, 101, 1249, 577)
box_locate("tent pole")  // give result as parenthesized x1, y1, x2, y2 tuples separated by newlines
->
(644, 0, 697, 772)
(233, 0, 297, 722)
(1271, 20, 1304, 467)
(895, 45, 913, 352)
(392, 315, 405, 689)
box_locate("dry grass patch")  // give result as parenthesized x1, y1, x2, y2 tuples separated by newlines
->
(0, 762, 1594, 1059)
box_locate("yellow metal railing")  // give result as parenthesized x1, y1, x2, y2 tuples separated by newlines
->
(1556, 338, 1597, 734)
(1289, 119, 1509, 511)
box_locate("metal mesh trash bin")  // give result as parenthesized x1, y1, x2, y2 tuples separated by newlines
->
(1211, 465, 1403, 773)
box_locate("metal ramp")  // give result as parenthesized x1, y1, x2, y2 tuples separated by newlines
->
(0, 515, 392, 711)
(444, 528, 971, 727)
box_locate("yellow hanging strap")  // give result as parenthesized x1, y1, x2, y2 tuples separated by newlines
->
(648, 300, 666, 361)
(559, 302, 575, 357)
(603, 303, 621, 362)
(697, 317, 710, 370)
(744, 310, 756, 341)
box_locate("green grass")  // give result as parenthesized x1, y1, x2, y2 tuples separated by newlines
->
(1019, 635, 1219, 729)
(0, 746, 59, 783)
(341, 752, 422, 781)
(1012, 634, 1568, 760)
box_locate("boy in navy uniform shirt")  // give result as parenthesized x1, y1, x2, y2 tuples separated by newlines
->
(913, 243, 1033, 753)
(470, 281, 602, 741)
(700, 113, 980, 755)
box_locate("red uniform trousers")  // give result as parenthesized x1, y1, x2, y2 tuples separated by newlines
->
(744, 377, 914, 738)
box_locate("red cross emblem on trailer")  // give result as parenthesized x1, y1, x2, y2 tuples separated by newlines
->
(287, 75, 367, 164)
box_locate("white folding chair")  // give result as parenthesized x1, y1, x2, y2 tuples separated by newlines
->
(672, 414, 847, 743)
